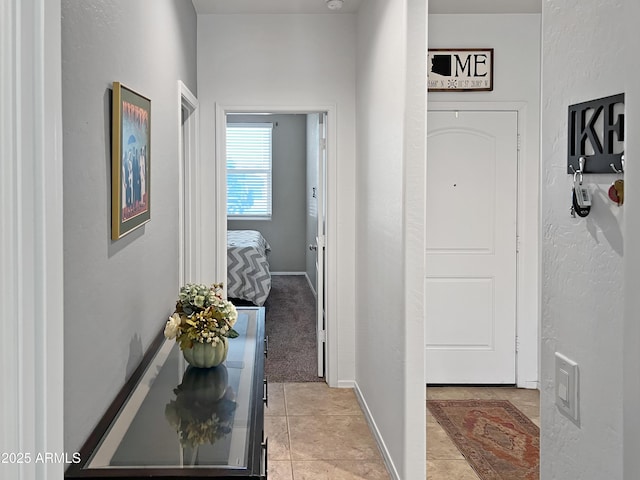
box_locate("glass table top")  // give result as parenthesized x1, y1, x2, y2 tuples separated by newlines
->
(86, 309, 260, 470)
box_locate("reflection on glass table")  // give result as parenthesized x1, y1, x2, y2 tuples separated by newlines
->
(164, 365, 237, 463)
(66, 307, 266, 479)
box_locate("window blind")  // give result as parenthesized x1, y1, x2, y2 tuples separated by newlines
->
(226, 123, 273, 219)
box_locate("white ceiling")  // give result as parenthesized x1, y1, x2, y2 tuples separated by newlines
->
(191, 0, 363, 15)
(192, 0, 541, 15)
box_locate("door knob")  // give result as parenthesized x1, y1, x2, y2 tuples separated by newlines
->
(309, 244, 317, 251)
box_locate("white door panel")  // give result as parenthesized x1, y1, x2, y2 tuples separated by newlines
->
(426, 110, 518, 384)
(426, 277, 494, 347)
(426, 130, 496, 253)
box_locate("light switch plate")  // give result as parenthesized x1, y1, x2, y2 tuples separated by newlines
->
(555, 352, 579, 424)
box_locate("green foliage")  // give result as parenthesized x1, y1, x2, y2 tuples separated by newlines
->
(164, 283, 240, 349)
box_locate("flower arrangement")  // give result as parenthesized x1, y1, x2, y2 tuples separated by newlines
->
(165, 366, 237, 448)
(164, 283, 239, 351)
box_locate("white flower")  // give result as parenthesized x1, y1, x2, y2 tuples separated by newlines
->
(227, 304, 238, 327)
(164, 313, 182, 340)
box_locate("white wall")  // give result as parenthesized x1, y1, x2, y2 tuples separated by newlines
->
(227, 114, 308, 272)
(197, 13, 357, 384)
(624, 1, 640, 478)
(62, 0, 197, 452)
(540, 1, 624, 478)
(355, 0, 426, 477)
(428, 14, 541, 387)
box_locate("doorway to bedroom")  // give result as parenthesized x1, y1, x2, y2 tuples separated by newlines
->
(222, 111, 328, 383)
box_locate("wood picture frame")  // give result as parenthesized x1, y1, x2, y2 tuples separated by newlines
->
(111, 82, 151, 240)
(428, 48, 494, 92)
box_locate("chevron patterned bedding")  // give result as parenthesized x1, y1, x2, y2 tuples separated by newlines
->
(227, 230, 272, 306)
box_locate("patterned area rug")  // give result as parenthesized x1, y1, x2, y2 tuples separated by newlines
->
(427, 400, 539, 480)
(262, 275, 323, 383)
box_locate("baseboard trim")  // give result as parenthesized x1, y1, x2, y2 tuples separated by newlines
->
(304, 273, 317, 298)
(271, 271, 318, 297)
(517, 380, 539, 390)
(336, 379, 355, 389)
(353, 382, 400, 480)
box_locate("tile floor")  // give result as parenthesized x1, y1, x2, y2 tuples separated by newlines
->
(265, 383, 539, 480)
(265, 382, 390, 480)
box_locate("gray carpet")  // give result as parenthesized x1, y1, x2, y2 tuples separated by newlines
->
(263, 275, 323, 383)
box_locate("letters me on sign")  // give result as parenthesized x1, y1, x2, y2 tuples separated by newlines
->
(428, 49, 493, 92)
(567, 93, 625, 174)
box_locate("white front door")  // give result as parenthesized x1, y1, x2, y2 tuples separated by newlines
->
(425, 110, 518, 384)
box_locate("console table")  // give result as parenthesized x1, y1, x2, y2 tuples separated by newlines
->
(66, 307, 267, 479)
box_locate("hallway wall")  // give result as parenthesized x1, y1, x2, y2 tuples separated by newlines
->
(540, 1, 624, 477)
(624, 1, 640, 477)
(61, 0, 197, 452)
(355, 0, 427, 477)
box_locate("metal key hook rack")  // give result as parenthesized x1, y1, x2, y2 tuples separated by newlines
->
(610, 155, 625, 174)
(567, 93, 625, 174)
(567, 93, 626, 216)
(569, 156, 586, 185)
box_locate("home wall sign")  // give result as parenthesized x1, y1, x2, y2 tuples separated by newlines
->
(567, 93, 624, 174)
(428, 49, 493, 92)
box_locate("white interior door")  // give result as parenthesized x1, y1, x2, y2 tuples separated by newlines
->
(425, 110, 518, 384)
(315, 113, 327, 377)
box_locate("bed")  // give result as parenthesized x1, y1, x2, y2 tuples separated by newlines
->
(227, 230, 272, 306)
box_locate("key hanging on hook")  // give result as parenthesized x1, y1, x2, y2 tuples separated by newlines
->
(572, 187, 591, 217)
(571, 156, 591, 217)
(608, 155, 625, 205)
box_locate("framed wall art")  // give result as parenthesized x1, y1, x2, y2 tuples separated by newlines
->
(428, 48, 494, 92)
(111, 82, 151, 240)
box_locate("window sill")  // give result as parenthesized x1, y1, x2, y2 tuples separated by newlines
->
(228, 216, 272, 221)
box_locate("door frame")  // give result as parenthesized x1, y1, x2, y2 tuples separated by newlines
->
(314, 112, 328, 378)
(1, 0, 65, 477)
(214, 103, 338, 386)
(427, 101, 538, 388)
(178, 81, 200, 285)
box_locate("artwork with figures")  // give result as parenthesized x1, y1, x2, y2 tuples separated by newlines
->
(111, 82, 151, 240)
(121, 102, 148, 221)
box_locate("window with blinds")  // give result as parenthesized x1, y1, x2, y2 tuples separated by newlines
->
(226, 123, 273, 219)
